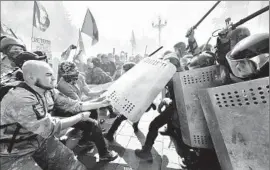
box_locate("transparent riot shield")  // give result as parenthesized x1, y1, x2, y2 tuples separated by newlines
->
(198, 77, 269, 170)
(105, 57, 176, 123)
(173, 65, 225, 148)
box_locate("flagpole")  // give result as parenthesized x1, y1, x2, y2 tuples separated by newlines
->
(144, 45, 148, 57)
(31, 1, 35, 51)
(74, 28, 80, 58)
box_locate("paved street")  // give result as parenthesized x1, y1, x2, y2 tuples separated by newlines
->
(77, 108, 185, 170)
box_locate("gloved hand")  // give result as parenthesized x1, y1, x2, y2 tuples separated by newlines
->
(158, 98, 172, 113)
(70, 44, 77, 49)
(185, 27, 195, 39)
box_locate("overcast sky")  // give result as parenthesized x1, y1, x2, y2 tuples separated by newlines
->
(62, 1, 223, 56)
(1, 1, 268, 58)
(62, 1, 269, 57)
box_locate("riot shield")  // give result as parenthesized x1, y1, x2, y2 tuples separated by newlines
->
(198, 77, 269, 170)
(105, 57, 176, 123)
(173, 65, 224, 148)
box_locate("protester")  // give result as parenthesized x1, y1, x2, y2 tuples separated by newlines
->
(100, 54, 116, 76)
(0, 60, 118, 170)
(58, 61, 105, 101)
(85, 57, 113, 85)
(0, 36, 26, 82)
(85, 57, 118, 118)
(1, 50, 47, 85)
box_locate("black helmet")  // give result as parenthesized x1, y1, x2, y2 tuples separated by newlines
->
(226, 33, 269, 78)
(229, 27, 251, 49)
(188, 52, 215, 70)
(14, 51, 46, 68)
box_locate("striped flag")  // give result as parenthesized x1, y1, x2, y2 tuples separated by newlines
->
(33, 1, 50, 32)
(81, 9, 99, 46)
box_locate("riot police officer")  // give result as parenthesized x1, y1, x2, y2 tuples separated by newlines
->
(226, 32, 269, 82)
(135, 52, 186, 168)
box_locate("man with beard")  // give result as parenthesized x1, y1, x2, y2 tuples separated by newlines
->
(0, 60, 118, 170)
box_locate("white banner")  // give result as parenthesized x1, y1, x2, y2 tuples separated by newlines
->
(31, 37, 52, 64)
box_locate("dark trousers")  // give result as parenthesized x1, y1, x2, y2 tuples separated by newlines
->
(144, 104, 174, 147)
(72, 119, 108, 156)
(52, 110, 108, 156)
(106, 103, 155, 137)
(107, 115, 139, 137)
(89, 110, 98, 120)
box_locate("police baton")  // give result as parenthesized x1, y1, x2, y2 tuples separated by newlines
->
(186, 1, 221, 50)
(149, 46, 163, 57)
(194, 1, 221, 30)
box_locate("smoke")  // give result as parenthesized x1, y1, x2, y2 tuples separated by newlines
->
(1, 1, 78, 53)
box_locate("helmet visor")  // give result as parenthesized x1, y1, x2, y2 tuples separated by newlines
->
(226, 51, 269, 78)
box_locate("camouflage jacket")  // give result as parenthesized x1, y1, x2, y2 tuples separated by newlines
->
(57, 73, 93, 101)
(0, 86, 83, 156)
(1, 57, 19, 84)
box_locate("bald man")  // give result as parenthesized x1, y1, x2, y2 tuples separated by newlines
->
(0, 61, 118, 170)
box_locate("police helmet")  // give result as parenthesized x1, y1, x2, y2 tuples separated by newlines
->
(188, 52, 215, 70)
(226, 33, 269, 78)
(229, 27, 251, 49)
(15, 51, 46, 68)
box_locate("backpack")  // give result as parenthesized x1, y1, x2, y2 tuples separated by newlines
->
(0, 82, 46, 153)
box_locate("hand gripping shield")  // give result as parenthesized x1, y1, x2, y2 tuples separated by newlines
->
(104, 57, 176, 123)
(172, 65, 225, 148)
(198, 77, 269, 170)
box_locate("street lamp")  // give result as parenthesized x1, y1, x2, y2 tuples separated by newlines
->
(152, 16, 167, 46)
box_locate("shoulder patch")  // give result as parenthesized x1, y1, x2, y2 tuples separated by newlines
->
(32, 103, 46, 120)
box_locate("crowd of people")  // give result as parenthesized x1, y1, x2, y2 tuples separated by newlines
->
(0, 18, 269, 170)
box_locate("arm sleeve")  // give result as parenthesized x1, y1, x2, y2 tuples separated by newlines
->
(79, 74, 93, 96)
(188, 38, 200, 56)
(57, 79, 80, 100)
(92, 68, 113, 84)
(53, 89, 83, 114)
(7, 95, 62, 138)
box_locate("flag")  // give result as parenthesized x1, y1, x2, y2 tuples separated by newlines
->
(130, 30, 136, 48)
(61, 44, 76, 61)
(33, 1, 50, 32)
(0, 23, 16, 38)
(73, 30, 86, 62)
(81, 9, 99, 45)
